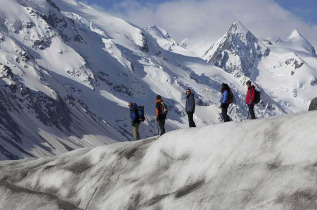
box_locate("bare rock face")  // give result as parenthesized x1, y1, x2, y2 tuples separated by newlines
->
(309, 97, 317, 111)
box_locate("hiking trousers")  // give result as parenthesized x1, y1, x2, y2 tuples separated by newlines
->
(187, 112, 196, 127)
(221, 103, 230, 122)
(133, 123, 140, 140)
(158, 119, 165, 136)
(248, 104, 255, 119)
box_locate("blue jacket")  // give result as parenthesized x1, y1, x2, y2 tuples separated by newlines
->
(130, 103, 140, 125)
(185, 93, 195, 112)
(220, 90, 229, 104)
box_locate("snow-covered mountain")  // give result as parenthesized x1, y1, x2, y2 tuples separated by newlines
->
(201, 21, 317, 113)
(254, 30, 317, 113)
(0, 0, 314, 161)
(203, 21, 270, 77)
(145, 25, 195, 57)
(1, 111, 317, 209)
(285, 30, 316, 55)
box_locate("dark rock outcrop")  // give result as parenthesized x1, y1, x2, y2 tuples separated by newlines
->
(309, 97, 317, 111)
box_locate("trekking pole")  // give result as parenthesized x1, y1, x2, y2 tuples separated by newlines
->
(247, 111, 250, 120)
(145, 116, 155, 130)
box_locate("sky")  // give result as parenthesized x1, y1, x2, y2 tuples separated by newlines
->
(82, 0, 317, 47)
(275, 0, 317, 25)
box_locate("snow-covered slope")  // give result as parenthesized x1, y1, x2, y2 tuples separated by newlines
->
(203, 21, 270, 77)
(1, 111, 317, 209)
(0, 0, 126, 160)
(0, 0, 286, 160)
(201, 21, 317, 113)
(180, 37, 213, 58)
(145, 25, 195, 57)
(254, 30, 317, 113)
(285, 30, 316, 55)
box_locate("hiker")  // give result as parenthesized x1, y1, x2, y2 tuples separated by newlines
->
(220, 83, 230, 122)
(155, 95, 167, 136)
(185, 88, 196, 127)
(128, 102, 140, 140)
(246, 80, 256, 119)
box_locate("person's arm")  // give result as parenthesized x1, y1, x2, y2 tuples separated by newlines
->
(155, 102, 160, 119)
(191, 94, 195, 112)
(131, 108, 137, 124)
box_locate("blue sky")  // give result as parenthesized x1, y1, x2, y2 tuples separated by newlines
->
(82, 0, 317, 46)
(85, 0, 317, 25)
(275, 0, 317, 24)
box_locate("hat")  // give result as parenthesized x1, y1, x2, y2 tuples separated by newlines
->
(246, 80, 252, 85)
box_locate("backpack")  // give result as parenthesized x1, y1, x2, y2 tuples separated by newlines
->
(160, 101, 168, 115)
(227, 90, 234, 104)
(254, 89, 261, 104)
(137, 106, 145, 122)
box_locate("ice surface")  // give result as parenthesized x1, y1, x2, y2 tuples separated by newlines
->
(1, 111, 317, 209)
(0, 0, 316, 163)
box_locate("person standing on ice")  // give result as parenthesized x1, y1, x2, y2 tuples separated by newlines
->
(128, 102, 140, 140)
(246, 80, 256, 119)
(155, 95, 167, 136)
(220, 83, 230, 122)
(185, 88, 196, 127)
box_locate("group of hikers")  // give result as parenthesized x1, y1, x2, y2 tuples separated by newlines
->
(220, 80, 258, 122)
(129, 80, 258, 140)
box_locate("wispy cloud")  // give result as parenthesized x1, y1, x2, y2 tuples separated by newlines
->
(105, 0, 317, 48)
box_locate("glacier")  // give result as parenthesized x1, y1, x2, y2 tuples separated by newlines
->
(1, 110, 317, 209)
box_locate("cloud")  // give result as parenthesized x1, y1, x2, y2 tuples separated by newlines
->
(105, 0, 317, 49)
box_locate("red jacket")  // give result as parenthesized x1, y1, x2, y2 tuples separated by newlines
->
(246, 85, 256, 105)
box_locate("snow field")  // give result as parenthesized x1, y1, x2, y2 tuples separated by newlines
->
(1, 111, 317, 209)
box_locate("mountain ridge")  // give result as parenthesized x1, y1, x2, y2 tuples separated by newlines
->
(0, 0, 314, 160)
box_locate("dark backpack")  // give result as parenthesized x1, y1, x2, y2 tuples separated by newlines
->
(254, 89, 261, 104)
(160, 101, 168, 115)
(227, 90, 234, 104)
(137, 106, 145, 122)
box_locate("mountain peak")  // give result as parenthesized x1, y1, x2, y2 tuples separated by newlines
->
(286, 29, 316, 55)
(229, 21, 250, 35)
(146, 25, 171, 39)
(180, 38, 190, 48)
(203, 20, 270, 76)
(149, 25, 160, 31)
(287, 29, 304, 41)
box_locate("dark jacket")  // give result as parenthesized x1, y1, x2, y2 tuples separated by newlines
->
(130, 103, 140, 125)
(186, 93, 195, 113)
